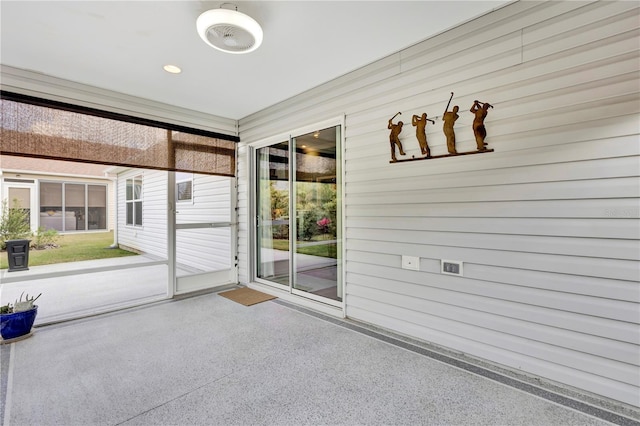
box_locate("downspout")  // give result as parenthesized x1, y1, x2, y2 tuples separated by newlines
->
(108, 173, 118, 249)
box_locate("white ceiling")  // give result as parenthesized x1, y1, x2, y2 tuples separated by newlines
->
(1, 1, 509, 120)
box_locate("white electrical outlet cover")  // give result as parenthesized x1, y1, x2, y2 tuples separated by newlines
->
(402, 255, 420, 271)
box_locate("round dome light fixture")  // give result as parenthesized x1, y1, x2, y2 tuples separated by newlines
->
(196, 6, 263, 54)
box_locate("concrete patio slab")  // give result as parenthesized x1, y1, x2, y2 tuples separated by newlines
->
(1, 292, 634, 426)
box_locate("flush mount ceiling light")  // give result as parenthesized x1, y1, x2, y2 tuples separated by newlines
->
(163, 64, 182, 74)
(196, 4, 263, 54)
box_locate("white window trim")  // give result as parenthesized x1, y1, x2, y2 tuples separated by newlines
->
(176, 172, 194, 204)
(126, 174, 143, 227)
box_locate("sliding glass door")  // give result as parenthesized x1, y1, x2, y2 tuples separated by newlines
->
(255, 125, 342, 304)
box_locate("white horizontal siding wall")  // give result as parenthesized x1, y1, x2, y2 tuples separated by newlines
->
(176, 175, 232, 272)
(238, 1, 640, 407)
(176, 228, 231, 272)
(117, 169, 167, 259)
(176, 175, 232, 223)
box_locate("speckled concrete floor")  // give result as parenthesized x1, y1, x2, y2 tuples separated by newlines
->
(0, 292, 632, 425)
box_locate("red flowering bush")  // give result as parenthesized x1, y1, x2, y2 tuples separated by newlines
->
(317, 217, 331, 234)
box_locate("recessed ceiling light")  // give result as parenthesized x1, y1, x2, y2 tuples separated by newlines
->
(163, 64, 182, 74)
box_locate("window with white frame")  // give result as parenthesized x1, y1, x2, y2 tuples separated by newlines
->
(126, 175, 143, 226)
(39, 181, 108, 232)
(176, 172, 193, 203)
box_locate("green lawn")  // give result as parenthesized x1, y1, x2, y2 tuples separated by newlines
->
(1, 231, 138, 269)
(270, 238, 337, 258)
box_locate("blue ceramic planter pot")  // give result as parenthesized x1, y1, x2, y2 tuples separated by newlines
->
(0, 306, 38, 340)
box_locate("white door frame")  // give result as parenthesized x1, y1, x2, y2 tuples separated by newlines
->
(1, 177, 38, 232)
(249, 116, 346, 311)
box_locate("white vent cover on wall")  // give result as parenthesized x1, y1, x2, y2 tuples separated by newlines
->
(196, 6, 263, 54)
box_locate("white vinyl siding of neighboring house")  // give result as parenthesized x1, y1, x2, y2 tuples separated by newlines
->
(117, 169, 233, 273)
(175, 174, 232, 273)
(237, 1, 640, 407)
(117, 169, 167, 259)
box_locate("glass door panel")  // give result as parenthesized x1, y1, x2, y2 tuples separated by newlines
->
(65, 183, 86, 231)
(87, 185, 107, 230)
(8, 187, 30, 210)
(256, 141, 290, 287)
(40, 182, 63, 231)
(8, 187, 33, 230)
(293, 127, 341, 302)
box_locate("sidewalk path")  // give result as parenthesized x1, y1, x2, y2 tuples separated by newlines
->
(0, 255, 168, 324)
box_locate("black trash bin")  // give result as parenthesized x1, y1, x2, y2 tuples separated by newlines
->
(5, 239, 31, 272)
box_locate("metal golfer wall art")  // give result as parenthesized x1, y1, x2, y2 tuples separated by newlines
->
(388, 92, 494, 163)
(388, 112, 405, 162)
(412, 112, 435, 157)
(470, 99, 494, 152)
(442, 91, 459, 155)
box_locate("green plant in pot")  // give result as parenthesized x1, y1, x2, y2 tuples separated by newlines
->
(0, 292, 41, 341)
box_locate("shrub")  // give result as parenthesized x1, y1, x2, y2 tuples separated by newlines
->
(0, 199, 31, 250)
(31, 226, 60, 250)
(298, 210, 323, 241)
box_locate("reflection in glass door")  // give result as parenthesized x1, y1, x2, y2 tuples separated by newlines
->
(256, 126, 342, 304)
(256, 141, 290, 287)
(292, 127, 341, 302)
